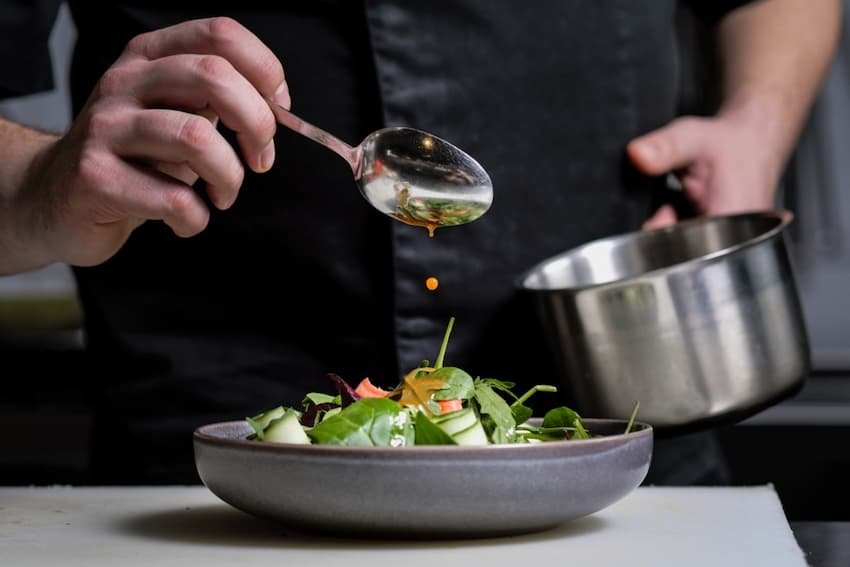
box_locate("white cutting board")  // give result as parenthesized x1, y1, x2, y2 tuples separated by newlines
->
(0, 485, 808, 567)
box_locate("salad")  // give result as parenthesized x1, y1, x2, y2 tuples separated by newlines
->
(246, 318, 639, 446)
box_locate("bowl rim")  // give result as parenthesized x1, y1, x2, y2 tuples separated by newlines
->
(194, 417, 653, 458)
(518, 209, 793, 293)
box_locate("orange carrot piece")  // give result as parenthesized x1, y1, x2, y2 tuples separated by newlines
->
(355, 377, 391, 398)
(437, 399, 463, 414)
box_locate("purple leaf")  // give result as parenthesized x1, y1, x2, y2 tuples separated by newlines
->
(328, 373, 360, 407)
(300, 402, 337, 427)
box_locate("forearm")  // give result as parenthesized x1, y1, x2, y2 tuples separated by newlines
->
(716, 0, 842, 164)
(0, 116, 60, 274)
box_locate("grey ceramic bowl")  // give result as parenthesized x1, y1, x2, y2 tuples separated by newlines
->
(194, 419, 653, 538)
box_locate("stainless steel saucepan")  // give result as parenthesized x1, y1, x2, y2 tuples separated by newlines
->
(520, 211, 809, 432)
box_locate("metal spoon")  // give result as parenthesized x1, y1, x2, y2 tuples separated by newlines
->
(269, 103, 493, 236)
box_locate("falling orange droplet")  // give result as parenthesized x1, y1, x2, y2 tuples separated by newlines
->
(425, 277, 439, 291)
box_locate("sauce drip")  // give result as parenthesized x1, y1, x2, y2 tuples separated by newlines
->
(392, 182, 487, 238)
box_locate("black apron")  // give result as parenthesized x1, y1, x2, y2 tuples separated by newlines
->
(59, 0, 729, 483)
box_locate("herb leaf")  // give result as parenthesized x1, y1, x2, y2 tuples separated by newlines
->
(625, 401, 640, 434)
(303, 392, 339, 407)
(434, 317, 455, 369)
(513, 384, 558, 407)
(511, 403, 533, 426)
(473, 381, 515, 433)
(307, 398, 412, 446)
(477, 378, 517, 399)
(430, 367, 475, 400)
(414, 412, 457, 445)
(543, 406, 590, 439)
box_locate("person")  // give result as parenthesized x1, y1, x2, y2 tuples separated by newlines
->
(0, 1, 841, 484)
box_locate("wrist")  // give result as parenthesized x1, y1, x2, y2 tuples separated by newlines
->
(716, 89, 795, 181)
(0, 130, 63, 273)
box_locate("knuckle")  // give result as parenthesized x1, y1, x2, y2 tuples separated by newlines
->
(169, 199, 209, 237)
(254, 52, 285, 86)
(164, 188, 197, 220)
(194, 54, 235, 87)
(176, 115, 216, 152)
(94, 67, 132, 98)
(124, 32, 154, 58)
(86, 108, 122, 140)
(205, 17, 243, 48)
(76, 150, 110, 188)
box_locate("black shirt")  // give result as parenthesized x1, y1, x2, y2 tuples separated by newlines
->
(1, 0, 749, 483)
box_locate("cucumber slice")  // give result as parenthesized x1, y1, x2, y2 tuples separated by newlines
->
(452, 420, 490, 446)
(263, 410, 311, 444)
(433, 408, 478, 437)
(246, 406, 287, 439)
(430, 408, 465, 424)
(248, 406, 286, 428)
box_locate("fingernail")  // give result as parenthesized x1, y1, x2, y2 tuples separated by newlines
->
(273, 81, 291, 109)
(259, 141, 275, 172)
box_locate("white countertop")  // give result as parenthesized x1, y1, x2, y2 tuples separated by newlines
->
(0, 485, 807, 566)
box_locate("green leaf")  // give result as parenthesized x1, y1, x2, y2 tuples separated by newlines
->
(625, 401, 640, 434)
(434, 317, 455, 369)
(473, 382, 516, 433)
(511, 403, 533, 426)
(512, 384, 558, 407)
(542, 406, 582, 428)
(543, 406, 590, 439)
(430, 367, 475, 400)
(486, 421, 511, 444)
(314, 406, 341, 425)
(476, 378, 518, 399)
(573, 419, 590, 439)
(302, 392, 339, 407)
(414, 412, 457, 445)
(307, 398, 412, 446)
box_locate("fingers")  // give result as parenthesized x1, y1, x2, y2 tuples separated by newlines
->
(107, 108, 245, 210)
(129, 54, 276, 173)
(642, 204, 678, 230)
(122, 17, 290, 108)
(627, 117, 708, 176)
(49, 17, 289, 257)
(79, 152, 210, 237)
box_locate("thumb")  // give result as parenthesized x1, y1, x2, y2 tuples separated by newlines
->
(627, 117, 706, 176)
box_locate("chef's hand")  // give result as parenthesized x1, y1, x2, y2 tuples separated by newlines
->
(23, 17, 289, 267)
(626, 111, 783, 229)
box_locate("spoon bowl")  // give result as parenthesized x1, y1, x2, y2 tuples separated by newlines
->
(270, 104, 493, 234)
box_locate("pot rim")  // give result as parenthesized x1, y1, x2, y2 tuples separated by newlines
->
(518, 209, 794, 294)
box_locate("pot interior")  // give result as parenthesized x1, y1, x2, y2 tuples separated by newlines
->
(522, 212, 787, 290)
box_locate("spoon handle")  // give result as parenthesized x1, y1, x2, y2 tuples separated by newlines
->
(268, 103, 362, 177)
